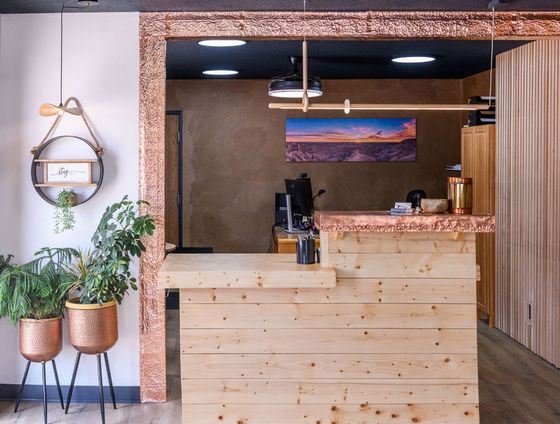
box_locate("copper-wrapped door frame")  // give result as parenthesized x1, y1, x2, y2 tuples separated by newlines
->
(138, 10, 560, 402)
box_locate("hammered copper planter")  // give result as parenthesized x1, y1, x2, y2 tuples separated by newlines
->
(19, 317, 62, 362)
(66, 299, 118, 354)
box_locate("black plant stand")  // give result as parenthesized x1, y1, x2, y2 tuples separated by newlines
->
(14, 359, 64, 424)
(65, 351, 116, 424)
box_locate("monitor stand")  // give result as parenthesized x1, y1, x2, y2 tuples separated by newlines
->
(284, 195, 307, 234)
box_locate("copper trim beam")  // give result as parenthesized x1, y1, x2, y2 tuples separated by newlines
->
(138, 11, 560, 403)
(140, 11, 560, 40)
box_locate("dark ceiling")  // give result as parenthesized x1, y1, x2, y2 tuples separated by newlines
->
(166, 40, 530, 80)
(1, 0, 559, 13)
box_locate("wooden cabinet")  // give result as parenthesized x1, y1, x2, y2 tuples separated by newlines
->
(273, 228, 320, 254)
(461, 125, 496, 326)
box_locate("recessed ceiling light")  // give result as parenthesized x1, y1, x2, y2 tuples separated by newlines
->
(392, 56, 436, 64)
(198, 40, 246, 47)
(77, 0, 100, 5)
(203, 69, 239, 76)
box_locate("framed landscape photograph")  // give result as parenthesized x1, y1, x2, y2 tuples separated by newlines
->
(285, 118, 417, 162)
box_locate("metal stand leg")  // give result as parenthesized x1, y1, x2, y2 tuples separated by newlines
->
(51, 360, 64, 409)
(41, 361, 47, 424)
(96, 354, 106, 424)
(14, 360, 31, 413)
(65, 352, 81, 414)
(103, 352, 117, 409)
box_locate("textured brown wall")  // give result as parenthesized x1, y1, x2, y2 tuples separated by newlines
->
(166, 79, 463, 252)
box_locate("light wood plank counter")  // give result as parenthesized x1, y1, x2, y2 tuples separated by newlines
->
(159, 212, 494, 424)
(159, 253, 335, 289)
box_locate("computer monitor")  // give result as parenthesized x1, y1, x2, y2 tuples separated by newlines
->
(285, 175, 313, 218)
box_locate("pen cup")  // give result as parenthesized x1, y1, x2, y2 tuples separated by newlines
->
(296, 237, 315, 265)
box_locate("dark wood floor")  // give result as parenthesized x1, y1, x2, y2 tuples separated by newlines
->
(478, 321, 560, 423)
(1, 315, 559, 423)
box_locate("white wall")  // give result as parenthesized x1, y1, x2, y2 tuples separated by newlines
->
(0, 12, 140, 387)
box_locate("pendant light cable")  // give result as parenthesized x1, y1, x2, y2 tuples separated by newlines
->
(60, 4, 65, 106)
(303, 0, 307, 42)
(488, 6, 495, 106)
(39, 1, 95, 117)
(302, 0, 309, 111)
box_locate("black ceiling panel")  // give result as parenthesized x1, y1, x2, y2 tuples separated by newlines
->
(166, 39, 530, 80)
(1, 0, 559, 13)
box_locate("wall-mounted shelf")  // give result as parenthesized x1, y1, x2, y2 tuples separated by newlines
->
(34, 159, 97, 163)
(31, 135, 104, 206)
(35, 183, 97, 188)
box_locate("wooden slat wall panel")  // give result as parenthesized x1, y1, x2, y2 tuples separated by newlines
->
(180, 353, 479, 379)
(181, 379, 479, 404)
(328, 231, 475, 254)
(181, 304, 477, 329)
(181, 329, 477, 354)
(327, 253, 476, 279)
(182, 404, 480, 424)
(496, 40, 560, 367)
(179, 278, 476, 304)
(180, 231, 479, 423)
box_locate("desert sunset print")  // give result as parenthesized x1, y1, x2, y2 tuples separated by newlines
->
(285, 118, 417, 162)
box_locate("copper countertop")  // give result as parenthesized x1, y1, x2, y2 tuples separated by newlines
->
(315, 211, 495, 233)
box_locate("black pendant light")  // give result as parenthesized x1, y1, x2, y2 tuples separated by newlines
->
(268, 56, 323, 99)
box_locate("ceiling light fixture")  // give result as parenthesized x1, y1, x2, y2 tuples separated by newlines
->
(268, 0, 322, 102)
(202, 69, 239, 76)
(268, 56, 323, 98)
(268, 1, 494, 113)
(198, 40, 246, 47)
(392, 56, 436, 64)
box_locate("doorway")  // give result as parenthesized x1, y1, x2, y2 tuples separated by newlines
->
(138, 11, 558, 403)
(165, 110, 184, 248)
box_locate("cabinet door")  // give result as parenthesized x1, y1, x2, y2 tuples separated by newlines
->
(462, 125, 496, 326)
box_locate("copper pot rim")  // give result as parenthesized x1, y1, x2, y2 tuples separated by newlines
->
(20, 316, 63, 323)
(448, 176, 473, 183)
(66, 298, 117, 310)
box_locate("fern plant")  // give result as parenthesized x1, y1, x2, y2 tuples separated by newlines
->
(0, 248, 77, 324)
(0, 254, 13, 274)
(54, 188, 76, 234)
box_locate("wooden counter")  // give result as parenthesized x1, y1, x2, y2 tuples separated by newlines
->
(159, 253, 335, 289)
(159, 212, 494, 424)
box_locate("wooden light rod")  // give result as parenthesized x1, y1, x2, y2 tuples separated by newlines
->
(269, 102, 491, 111)
(269, 40, 492, 112)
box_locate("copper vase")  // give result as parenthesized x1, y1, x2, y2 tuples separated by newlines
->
(19, 317, 63, 363)
(66, 299, 118, 354)
(448, 176, 473, 214)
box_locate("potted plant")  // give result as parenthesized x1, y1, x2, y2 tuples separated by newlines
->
(54, 188, 77, 234)
(0, 248, 76, 362)
(64, 196, 155, 354)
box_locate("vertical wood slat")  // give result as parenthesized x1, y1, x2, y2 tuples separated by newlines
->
(496, 40, 560, 367)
